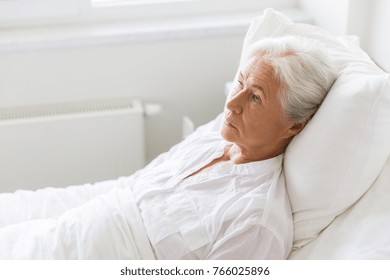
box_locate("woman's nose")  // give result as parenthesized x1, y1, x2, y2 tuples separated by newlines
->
(226, 90, 244, 114)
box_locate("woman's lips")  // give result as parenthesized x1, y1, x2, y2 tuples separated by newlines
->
(225, 118, 237, 129)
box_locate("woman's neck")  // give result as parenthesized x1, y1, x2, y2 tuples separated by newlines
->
(226, 143, 283, 164)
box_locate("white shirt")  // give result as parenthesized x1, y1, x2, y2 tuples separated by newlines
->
(129, 114, 293, 259)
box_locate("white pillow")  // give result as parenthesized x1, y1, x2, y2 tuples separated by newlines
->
(234, 8, 390, 249)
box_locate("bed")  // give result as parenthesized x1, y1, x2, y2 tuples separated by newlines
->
(1, 8, 389, 260)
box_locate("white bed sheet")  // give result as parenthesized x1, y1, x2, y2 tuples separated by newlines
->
(0, 177, 155, 259)
(289, 156, 390, 259)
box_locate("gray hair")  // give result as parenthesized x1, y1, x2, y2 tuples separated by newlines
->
(247, 36, 337, 124)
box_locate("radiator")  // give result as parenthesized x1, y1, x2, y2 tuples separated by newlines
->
(0, 99, 148, 193)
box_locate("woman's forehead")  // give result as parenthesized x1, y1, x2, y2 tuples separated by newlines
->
(242, 56, 276, 82)
(242, 56, 282, 100)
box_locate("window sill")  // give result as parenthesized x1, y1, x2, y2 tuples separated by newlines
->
(0, 8, 312, 53)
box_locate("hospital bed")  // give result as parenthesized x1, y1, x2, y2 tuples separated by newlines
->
(0, 8, 389, 259)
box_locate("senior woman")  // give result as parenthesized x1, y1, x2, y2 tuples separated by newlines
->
(129, 36, 336, 259)
(0, 36, 336, 260)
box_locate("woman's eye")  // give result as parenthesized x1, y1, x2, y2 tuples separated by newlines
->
(251, 94, 261, 103)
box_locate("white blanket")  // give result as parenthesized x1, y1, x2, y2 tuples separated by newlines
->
(0, 178, 155, 260)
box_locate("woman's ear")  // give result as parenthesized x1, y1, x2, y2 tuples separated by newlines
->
(287, 121, 307, 137)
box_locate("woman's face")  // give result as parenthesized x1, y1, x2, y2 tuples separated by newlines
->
(221, 57, 299, 159)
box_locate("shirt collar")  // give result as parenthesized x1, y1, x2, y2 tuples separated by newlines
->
(219, 140, 283, 175)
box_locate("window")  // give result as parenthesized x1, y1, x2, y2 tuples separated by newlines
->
(0, 0, 297, 28)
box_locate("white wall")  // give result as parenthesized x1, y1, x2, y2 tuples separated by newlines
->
(0, 35, 244, 162)
(299, 0, 390, 72)
(345, 0, 389, 71)
(298, 0, 350, 36)
(345, 0, 373, 51)
(366, 0, 390, 72)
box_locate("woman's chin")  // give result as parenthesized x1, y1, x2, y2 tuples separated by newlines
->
(220, 126, 237, 142)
